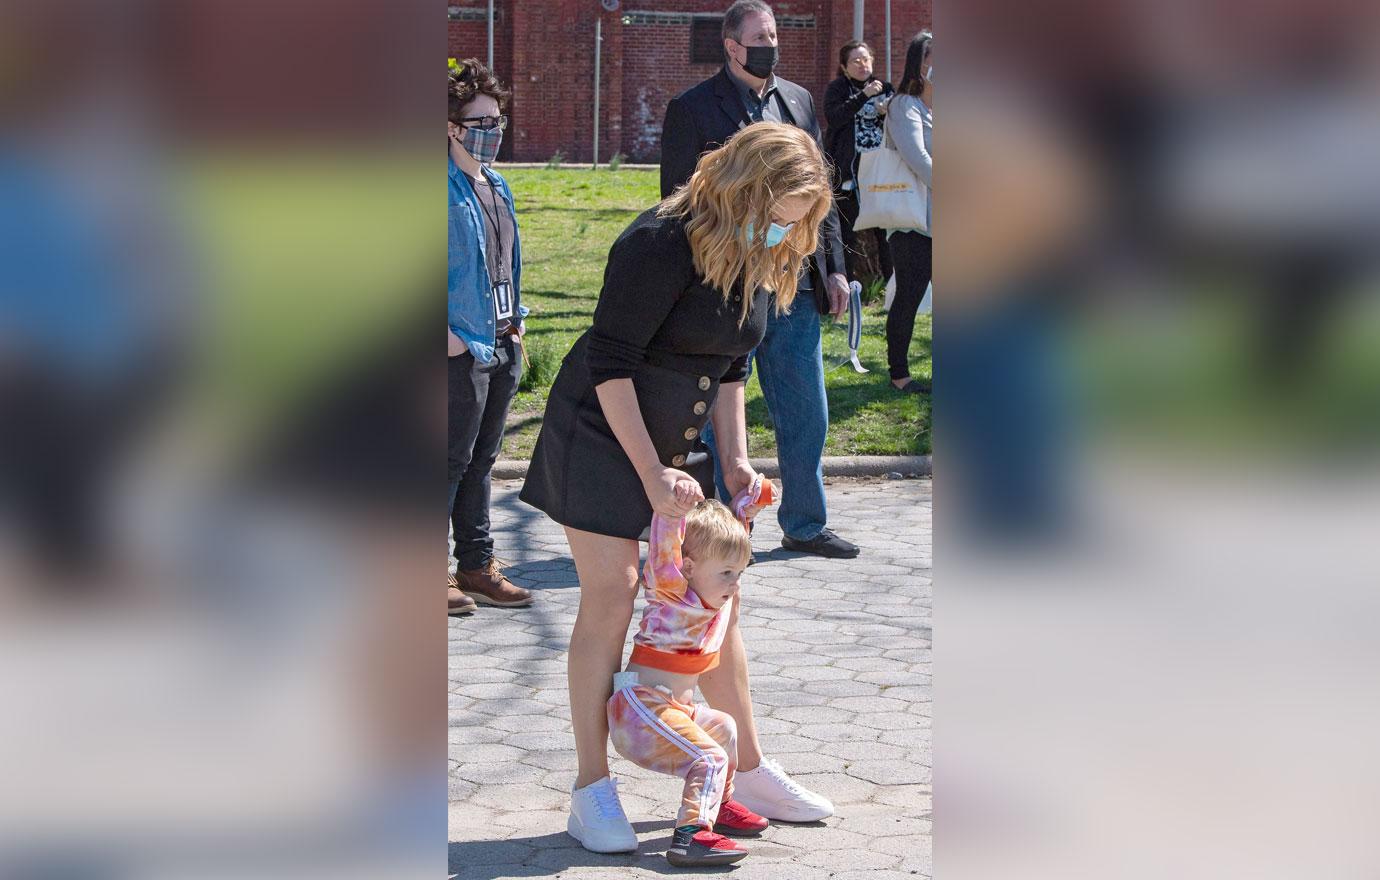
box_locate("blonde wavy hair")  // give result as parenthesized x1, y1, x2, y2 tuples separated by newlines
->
(659, 122, 833, 323)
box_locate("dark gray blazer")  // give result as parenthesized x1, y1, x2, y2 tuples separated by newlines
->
(659, 68, 847, 312)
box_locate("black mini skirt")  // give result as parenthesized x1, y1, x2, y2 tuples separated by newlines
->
(519, 333, 721, 540)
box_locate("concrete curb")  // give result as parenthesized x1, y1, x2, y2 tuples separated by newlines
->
(492, 454, 930, 481)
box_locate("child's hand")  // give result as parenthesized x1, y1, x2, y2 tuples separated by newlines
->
(673, 478, 704, 506)
(643, 468, 701, 518)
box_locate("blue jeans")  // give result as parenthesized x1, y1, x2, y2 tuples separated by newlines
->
(704, 296, 829, 541)
(937, 295, 1070, 538)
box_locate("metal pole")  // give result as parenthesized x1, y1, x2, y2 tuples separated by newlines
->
(853, 0, 864, 41)
(593, 16, 602, 168)
(487, 0, 494, 69)
(885, 0, 892, 81)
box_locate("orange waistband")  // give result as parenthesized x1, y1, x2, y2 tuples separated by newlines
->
(629, 643, 721, 675)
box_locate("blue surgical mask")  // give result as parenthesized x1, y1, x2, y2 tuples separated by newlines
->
(744, 220, 795, 248)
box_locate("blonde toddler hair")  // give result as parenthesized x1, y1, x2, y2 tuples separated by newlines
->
(682, 500, 752, 569)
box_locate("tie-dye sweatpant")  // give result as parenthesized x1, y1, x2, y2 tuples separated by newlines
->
(607, 681, 738, 829)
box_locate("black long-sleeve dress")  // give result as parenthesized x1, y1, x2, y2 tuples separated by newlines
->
(519, 208, 768, 539)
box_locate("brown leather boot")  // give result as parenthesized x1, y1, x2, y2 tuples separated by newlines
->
(455, 558, 533, 607)
(448, 573, 477, 615)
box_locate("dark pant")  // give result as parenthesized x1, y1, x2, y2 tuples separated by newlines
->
(1, 360, 165, 585)
(886, 231, 933, 381)
(835, 185, 894, 284)
(0, 372, 109, 578)
(448, 337, 522, 571)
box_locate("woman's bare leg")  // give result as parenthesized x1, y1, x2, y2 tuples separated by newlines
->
(563, 525, 641, 789)
(696, 598, 764, 771)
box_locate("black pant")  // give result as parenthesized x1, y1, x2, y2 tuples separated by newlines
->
(835, 185, 894, 283)
(0, 360, 166, 585)
(887, 231, 933, 381)
(448, 337, 522, 571)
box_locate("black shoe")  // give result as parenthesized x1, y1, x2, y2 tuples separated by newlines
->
(665, 825, 748, 867)
(893, 377, 931, 394)
(782, 528, 860, 559)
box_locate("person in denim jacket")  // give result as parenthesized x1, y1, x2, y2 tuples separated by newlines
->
(447, 59, 532, 613)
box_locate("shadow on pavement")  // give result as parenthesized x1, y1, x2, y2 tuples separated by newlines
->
(449, 820, 748, 877)
(502, 557, 578, 592)
(755, 547, 813, 563)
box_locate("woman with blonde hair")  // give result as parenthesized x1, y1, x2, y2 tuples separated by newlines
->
(521, 121, 837, 853)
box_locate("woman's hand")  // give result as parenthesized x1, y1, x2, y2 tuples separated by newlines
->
(742, 478, 776, 520)
(724, 464, 774, 520)
(448, 328, 464, 357)
(722, 462, 759, 502)
(863, 79, 885, 98)
(827, 273, 851, 316)
(642, 467, 704, 518)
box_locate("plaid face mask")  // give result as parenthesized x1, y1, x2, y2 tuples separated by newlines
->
(462, 125, 503, 165)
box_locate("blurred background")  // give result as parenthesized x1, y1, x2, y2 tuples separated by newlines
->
(4, 0, 1380, 876)
(938, 0, 1380, 876)
(0, 0, 440, 877)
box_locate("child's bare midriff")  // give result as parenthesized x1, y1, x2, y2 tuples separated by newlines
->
(624, 661, 699, 707)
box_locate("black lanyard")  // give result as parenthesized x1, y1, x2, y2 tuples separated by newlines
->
(473, 174, 508, 285)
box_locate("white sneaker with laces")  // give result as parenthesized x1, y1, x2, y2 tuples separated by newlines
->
(567, 776, 638, 853)
(731, 757, 834, 822)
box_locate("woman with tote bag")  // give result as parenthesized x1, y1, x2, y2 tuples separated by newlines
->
(856, 31, 933, 394)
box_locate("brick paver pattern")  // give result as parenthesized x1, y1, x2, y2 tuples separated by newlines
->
(449, 478, 931, 879)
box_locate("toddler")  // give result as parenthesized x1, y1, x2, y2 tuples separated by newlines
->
(605, 476, 775, 867)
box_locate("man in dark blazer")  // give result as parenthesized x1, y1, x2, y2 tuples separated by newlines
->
(659, 0, 860, 561)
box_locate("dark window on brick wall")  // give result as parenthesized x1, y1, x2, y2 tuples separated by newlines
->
(690, 17, 724, 64)
(448, 6, 500, 22)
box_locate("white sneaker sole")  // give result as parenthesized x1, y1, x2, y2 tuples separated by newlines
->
(733, 798, 833, 823)
(566, 813, 638, 853)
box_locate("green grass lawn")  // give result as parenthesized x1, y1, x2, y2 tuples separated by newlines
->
(505, 167, 929, 459)
(189, 154, 436, 439)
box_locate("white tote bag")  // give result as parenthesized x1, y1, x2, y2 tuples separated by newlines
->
(853, 107, 929, 234)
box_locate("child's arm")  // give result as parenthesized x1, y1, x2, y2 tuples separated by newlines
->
(643, 513, 691, 603)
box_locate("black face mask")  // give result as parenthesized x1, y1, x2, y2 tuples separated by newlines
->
(736, 42, 779, 79)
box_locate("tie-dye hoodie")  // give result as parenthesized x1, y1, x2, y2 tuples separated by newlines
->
(628, 477, 774, 675)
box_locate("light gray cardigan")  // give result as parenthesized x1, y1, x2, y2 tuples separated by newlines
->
(885, 93, 932, 234)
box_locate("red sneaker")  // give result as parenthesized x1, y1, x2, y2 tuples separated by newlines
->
(713, 799, 770, 837)
(666, 825, 749, 867)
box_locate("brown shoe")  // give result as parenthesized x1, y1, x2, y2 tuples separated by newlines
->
(455, 559, 533, 607)
(448, 573, 477, 615)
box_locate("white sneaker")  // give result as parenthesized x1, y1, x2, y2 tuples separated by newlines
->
(567, 776, 638, 853)
(731, 757, 834, 822)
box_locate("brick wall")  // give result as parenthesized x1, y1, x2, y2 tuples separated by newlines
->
(449, 2, 517, 159)
(826, 0, 933, 87)
(448, 0, 932, 163)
